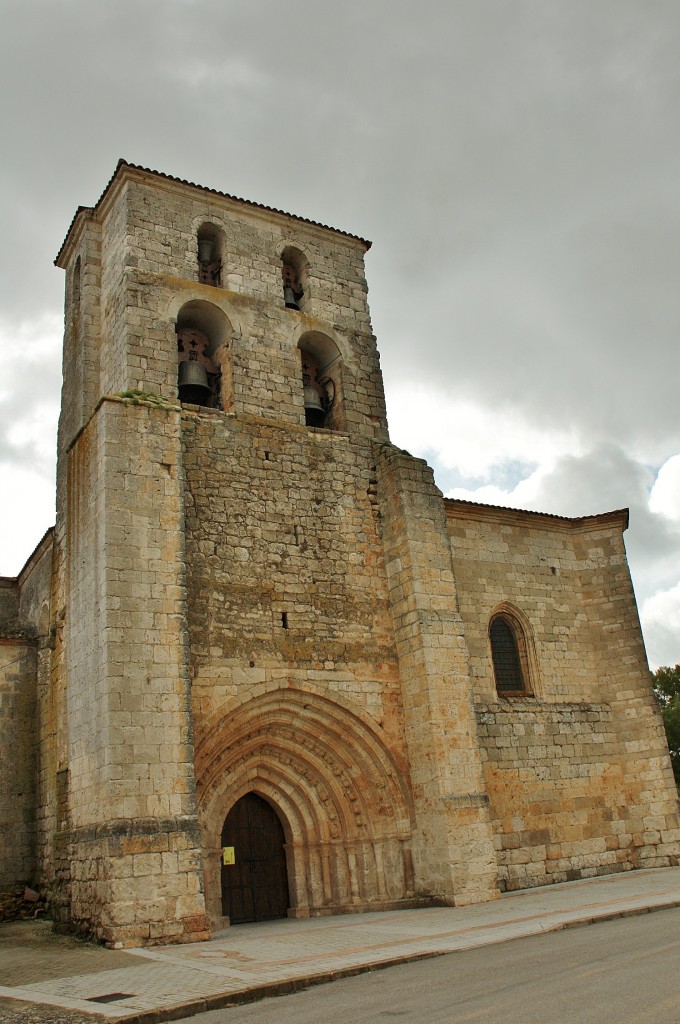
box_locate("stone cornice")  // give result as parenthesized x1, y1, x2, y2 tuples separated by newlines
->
(55, 159, 371, 268)
(444, 498, 629, 534)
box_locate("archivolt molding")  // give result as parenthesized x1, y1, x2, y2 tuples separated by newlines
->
(190, 213, 229, 237)
(195, 686, 414, 849)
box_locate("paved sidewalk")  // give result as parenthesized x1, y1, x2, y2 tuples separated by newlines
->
(1, 867, 680, 1023)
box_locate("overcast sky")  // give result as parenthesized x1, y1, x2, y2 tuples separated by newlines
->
(1, 0, 679, 667)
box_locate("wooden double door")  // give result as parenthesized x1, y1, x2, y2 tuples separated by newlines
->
(221, 793, 290, 924)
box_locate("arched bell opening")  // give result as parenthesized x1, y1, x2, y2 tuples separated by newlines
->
(281, 245, 309, 311)
(176, 300, 232, 409)
(220, 792, 291, 924)
(69, 255, 82, 353)
(298, 331, 345, 430)
(197, 222, 224, 287)
(72, 256, 81, 311)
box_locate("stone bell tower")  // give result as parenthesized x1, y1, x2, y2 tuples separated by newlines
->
(50, 161, 498, 946)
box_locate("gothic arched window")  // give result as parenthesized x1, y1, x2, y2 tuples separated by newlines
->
(489, 612, 530, 695)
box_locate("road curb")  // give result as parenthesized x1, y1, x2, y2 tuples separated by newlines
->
(557, 898, 680, 930)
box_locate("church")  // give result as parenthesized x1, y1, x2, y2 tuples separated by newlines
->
(1, 160, 678, 948)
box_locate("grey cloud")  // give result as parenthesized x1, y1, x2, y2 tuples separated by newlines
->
(513, 443, 680, 601)
(2, 0, 680, 654)
(642, 618, 680, 670)
(0, 313, 61, 475)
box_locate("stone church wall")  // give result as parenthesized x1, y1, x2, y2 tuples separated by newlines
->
(0, 618, 37, 890)
(182, 410, 415, 920)
(105, 174, 387, 445)
(53, 398, 209, 946)
(183, 413, 402, 731)
(446, 501, 680, 889)
(0, 533, 53, 891)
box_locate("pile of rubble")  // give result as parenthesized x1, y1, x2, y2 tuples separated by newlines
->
(0, 885, 49, 921)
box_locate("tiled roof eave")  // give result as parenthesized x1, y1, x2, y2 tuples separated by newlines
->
(55, 159, 372, 265)
(444, 497, 629, 532)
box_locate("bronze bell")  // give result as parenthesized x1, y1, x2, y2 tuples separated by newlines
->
(303, 385, 326, 427)
(178, 360, 212, 406)
(284, 284, 299, 309)
(198, 239, 214, 263)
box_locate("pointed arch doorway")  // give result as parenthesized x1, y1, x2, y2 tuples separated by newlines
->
(220, 793, 290, 924)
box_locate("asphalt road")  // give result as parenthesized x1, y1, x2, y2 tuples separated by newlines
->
(178, 907, 680, 1024)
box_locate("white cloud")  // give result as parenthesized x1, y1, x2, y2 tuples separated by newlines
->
(0, 315, 61, 477)
(385, 382, 581, 481)
(0, 463, 55, 577)
(0, 315, 60, 576)
(649, 454, 680, 521)
(641, 582, 680, 670)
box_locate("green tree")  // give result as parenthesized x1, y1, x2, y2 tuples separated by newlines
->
(652, 664, 680, 789)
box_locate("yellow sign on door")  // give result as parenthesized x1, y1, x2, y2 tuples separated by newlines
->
(222, 846, 235, 866)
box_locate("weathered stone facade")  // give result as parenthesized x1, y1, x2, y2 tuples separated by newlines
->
(1, 161, 678, 947)
(446, 502, 679, 890)
(0, 532, 52, 892)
